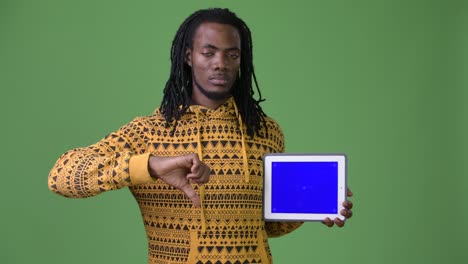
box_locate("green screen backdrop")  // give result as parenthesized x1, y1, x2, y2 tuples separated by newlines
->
(1, 0, 467, 263)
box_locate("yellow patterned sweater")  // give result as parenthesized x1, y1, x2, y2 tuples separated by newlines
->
(49, 97, 302, 264)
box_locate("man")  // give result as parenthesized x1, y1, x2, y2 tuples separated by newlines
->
(49, 8, 353, 264)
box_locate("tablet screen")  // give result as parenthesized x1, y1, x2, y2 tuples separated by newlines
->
(264, 154, 346, 221)
(272, 161, 338, 214)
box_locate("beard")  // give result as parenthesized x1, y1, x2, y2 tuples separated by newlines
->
(194, 78, 232, 101)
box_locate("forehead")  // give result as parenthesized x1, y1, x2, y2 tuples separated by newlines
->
(192, 22, 241, 49)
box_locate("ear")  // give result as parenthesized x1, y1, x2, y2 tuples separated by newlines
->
(185, 48, 192, 67)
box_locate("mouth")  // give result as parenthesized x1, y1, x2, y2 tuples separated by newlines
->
(209, 75, 229, 86)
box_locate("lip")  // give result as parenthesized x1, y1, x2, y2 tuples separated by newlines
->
(209, 76, 229, 85)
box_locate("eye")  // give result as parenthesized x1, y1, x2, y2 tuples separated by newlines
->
(229, 53, 240, 59)
(202, 52, 214, 57)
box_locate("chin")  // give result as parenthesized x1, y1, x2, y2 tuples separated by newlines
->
(196, 81, 233, 101)
(204, 89, 232, 101)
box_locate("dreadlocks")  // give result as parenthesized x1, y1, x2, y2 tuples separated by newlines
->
(160, 8, 267, 138)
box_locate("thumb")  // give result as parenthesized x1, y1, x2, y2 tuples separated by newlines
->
(179, 183, 201, 207)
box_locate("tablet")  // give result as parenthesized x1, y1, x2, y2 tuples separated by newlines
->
(263, 154, 347, 221)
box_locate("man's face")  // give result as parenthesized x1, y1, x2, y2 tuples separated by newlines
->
(186, 22, 241, 108)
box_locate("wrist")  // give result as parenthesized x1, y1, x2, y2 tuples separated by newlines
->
(148, 155, 159, 179)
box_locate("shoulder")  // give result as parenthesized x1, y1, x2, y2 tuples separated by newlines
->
(112, 109, 166, 135)
(249, 116, 285, 153)
(263, 116, 284, 137)
(133, 108, 166, 126)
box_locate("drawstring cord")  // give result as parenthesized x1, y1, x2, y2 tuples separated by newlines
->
(231, 102, 250, 183)
(193, 108, 207, 234)
(190, 99, 249, 234)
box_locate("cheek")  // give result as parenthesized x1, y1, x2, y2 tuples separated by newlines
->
(191, 60, 210, 81)
(194, 64, 208, 77)
(232, 59, 241, 69)
(193, 58, 211, 72)
(232, 62, 241, 74)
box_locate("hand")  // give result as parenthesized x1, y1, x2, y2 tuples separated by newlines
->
(148, 153, 211, 207)
(322, 188, 353, 228)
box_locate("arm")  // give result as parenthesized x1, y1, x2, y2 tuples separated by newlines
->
(48, 117, 211, 203)
(265, 221, 303, 238)
(264, 120, 304, 237)
(48, 118, 153, 198)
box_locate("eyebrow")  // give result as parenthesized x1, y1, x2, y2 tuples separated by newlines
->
(202, 44, 240, 52)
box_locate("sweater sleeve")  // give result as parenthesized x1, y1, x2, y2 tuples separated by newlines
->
(264, 120, 304, 238)
(265, 221, 303, 238)
(48, 118, 154, 198)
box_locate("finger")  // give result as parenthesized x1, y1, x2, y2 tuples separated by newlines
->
(347, 188, 353, 197)
(187, 169, 201, 179)
(189, 178, 204, 184)
(187, 164, 207, 179)
(175, 155, 194, 170)
(187, 173, 198, 180)
(188, 168, 207, 183)
(179, 183, 201, 207)
(334, 217, 345, 227)
(190, 166, 210, 185)
(343, 200, 353, 210)
(191, 160, 200, 174)
(322, 217, 334, 227)
(341, 209, 353, 219)
(188, 154, 201, 173)
(199, 164, 211, 183)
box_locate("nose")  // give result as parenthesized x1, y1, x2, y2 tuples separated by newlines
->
(213, 53, 228, 70)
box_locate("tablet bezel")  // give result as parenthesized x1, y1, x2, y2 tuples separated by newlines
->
(263, 153, 347, 222)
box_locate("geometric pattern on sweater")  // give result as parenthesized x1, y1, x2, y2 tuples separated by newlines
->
(49, 97, 302, 264)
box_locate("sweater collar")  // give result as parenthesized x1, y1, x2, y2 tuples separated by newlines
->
(187, 96, 237, 118)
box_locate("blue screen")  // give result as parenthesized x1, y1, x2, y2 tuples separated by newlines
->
(271, 162, 338, 214)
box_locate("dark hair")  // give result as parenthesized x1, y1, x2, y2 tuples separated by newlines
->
(160, 8, 267, 138)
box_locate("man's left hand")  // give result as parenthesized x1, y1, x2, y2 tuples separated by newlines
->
(322, 188, 353, 228)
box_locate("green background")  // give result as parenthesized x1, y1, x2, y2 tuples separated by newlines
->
(1, 0, 467, 263)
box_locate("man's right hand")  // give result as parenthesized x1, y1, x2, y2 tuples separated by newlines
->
(147, 153, 210, 207)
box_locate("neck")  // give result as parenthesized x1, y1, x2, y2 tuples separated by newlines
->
(190, 94, 229, 109)
(190, 81, 232, 109)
